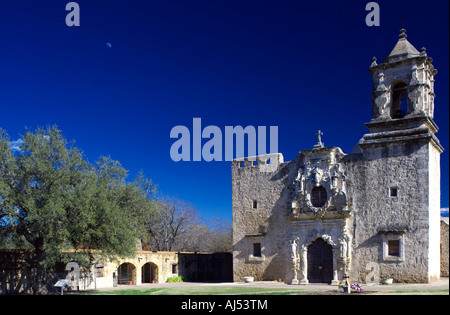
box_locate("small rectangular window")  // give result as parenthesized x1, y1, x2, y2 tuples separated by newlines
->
(253, 243, 262, 257)
(390, 187, 398, 197)
(95, 266, 104, 278)
(388, 240, 400, 256)
(252, 200, 258, 209)
(172, 264, 178, 274)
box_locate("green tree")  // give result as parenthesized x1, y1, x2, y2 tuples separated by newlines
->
(0, 126, 156, 294)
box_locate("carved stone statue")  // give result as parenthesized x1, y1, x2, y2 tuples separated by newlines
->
(290, 238, 300, 284)
(330, 164, 345, 194)
(311, 167, 321, 187)
(294, 168, 305, 195)
(334, 191, 347, 207)
(408, 85, 424, 115)
(339, 238, 348, 260)
(330, 164, 348, 210)
(373, 92, 389, 119)
(291, 238, 298, 261)
(372, 71, 390, 120)
(339, 229, 351, 259)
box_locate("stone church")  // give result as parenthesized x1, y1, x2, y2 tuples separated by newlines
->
(232, 29, 444, 284)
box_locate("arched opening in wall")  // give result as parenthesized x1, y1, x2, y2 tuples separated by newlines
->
(118, 263, 136, 285)
(391, 82, 408, 119)
(311, 186, 327, 207)
(307, 238, 333, 284)
(142, 262, 158, 283)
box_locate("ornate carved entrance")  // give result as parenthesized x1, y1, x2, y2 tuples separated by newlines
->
(307, 238, 333, 283)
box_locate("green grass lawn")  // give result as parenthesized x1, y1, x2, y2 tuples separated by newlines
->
(75, 286, 449, 295)
(83, 286, 307, 295)
(371, 289, 449, 295)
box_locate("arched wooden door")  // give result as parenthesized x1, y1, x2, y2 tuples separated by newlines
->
(307, 238, 333, 284)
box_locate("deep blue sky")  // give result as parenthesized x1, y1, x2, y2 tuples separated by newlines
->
(1, 0, 448, 221)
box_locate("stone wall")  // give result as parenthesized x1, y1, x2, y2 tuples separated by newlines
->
(344, 141, 432, 283)
(428, 144, 442, 280)
(441, 218, 449, 277)
(232, 140, 441, 284)
(232, 153, 291, 282)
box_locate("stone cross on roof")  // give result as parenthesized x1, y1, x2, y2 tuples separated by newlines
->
(313, 130, 324, 149)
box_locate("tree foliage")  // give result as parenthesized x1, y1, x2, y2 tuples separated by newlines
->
(0, 126, 156, 293)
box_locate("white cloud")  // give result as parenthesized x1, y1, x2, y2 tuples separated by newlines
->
(441, 208, 449, 217)
(9, 139, 24, 152)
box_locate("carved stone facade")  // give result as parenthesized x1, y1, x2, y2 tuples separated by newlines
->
(232, 30, 444, 284)
(291, 147, 349, 217)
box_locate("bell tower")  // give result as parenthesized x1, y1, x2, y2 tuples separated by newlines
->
(360, 29, 443, 151)
(355, 29, 444, 282)
(369, 28, 437, 121)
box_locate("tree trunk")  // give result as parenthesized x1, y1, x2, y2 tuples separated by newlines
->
(31, 239, 46, 295)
